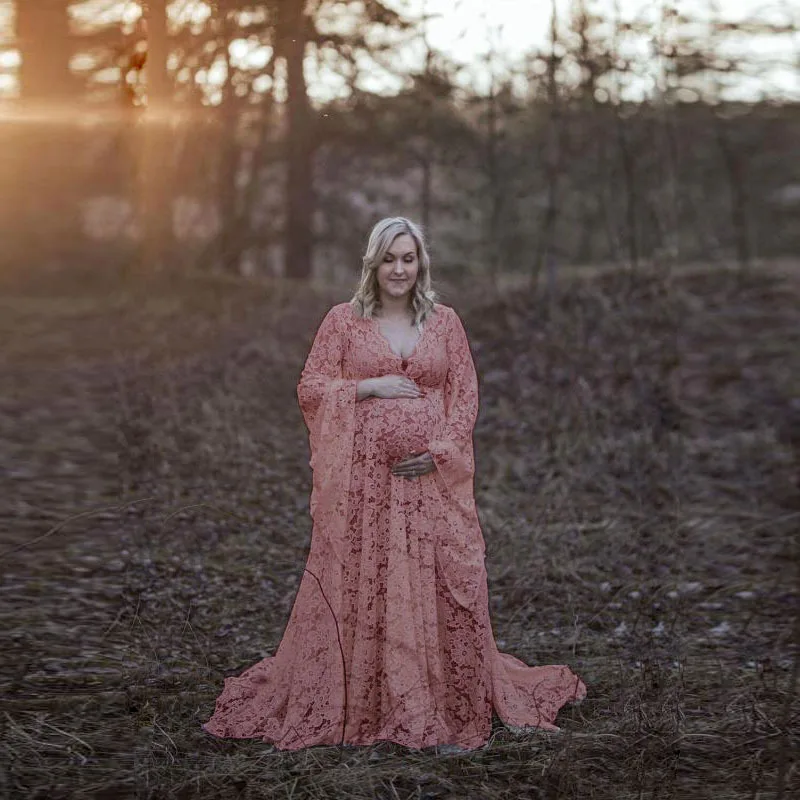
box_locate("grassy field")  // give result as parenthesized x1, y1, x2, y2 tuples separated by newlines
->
(1, 262, 798, 799)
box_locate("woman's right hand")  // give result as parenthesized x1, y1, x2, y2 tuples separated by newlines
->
(367, 375, 424, 399)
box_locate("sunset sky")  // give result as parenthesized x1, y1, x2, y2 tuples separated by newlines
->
(0, 0, 795, 104)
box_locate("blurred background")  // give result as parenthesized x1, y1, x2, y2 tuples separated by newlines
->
(2, 3, 800, 798)
(0, 0, 797, 282)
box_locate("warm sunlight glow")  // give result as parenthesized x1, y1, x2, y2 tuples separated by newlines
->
(0, 105, 131, 124)
(0, 47, 18, 68)
(252, 74, 272, 94)
(244, 45, 272, 71)
(70, 52, 100, 72)
(228, 39, 250, 62)
(206, 59, 228, 87)
(168, 0, 212, 30)
(0, 0, 794, 105)
(121, 2, 142, 27)
(70, 0, 131, 32)
(238, 8, 269, 28)
(228, 39, 275, 72)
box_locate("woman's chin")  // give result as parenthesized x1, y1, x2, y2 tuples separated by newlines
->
(383, 284, 410, 297)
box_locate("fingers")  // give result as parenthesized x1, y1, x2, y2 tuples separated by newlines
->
(394, 452, 426, 467)
(392, 467, 428, 478)
(392, 461, 421, 472)
(391, 452, 434, 477)
(392, 465, 433, 478)
(380, 376, 423, 399)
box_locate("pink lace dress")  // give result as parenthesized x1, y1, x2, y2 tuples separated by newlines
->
(202, 302, 587, 750)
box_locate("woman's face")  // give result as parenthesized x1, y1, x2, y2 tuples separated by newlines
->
(375, 233, 419, 303)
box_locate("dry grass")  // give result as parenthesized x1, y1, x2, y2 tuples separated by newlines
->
(0, 261, 798, 799)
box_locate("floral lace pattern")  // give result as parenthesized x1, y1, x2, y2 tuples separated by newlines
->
(202, 302, 587, 750)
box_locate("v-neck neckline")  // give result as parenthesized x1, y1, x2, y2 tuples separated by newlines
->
(370, 310, 430, 362)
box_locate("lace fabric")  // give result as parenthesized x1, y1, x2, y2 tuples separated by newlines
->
(202, 302, 587, 750)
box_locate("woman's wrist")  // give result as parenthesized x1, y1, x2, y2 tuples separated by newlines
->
(356, 378, 375, 401)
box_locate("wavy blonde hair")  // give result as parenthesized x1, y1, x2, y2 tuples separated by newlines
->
(349, 217, 438, 329)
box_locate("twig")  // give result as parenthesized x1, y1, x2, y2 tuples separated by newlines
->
(26, 716, 95, 755)
(152, 718, 178, 764)
(159, 502, 254, 528)
(0, 496, 156, 558)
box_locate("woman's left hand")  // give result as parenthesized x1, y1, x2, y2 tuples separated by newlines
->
(392, 451, 436, 479)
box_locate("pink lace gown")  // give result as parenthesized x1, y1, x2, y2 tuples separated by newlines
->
(202, 302, 587, 750)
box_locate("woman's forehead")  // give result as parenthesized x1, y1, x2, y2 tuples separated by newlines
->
(387, 233, 416, 255)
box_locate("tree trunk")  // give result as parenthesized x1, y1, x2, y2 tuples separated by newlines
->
(17, 0, 74, 100)
(138, 0, 174, 272)
(420, 153, 432, 232)
(533, 1, 563, 287)
(715, 118, 751, 271)
(216, 10, 241, 273)
(281, 0, 314, 280)
(610, 5, 638, 270)
(419, 40, 434, 235)
(5, 1, 83, 272)
(615, 109, 639, 269)
(241, 79, 278, 273)
(485, 73, 501, 286)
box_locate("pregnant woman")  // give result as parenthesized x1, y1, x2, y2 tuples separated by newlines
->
(202, 216, 587, 751)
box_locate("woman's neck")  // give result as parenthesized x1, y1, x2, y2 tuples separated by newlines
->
(377, 294, 412, 319)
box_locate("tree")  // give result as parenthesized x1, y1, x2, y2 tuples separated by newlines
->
(279, 0, 315, 280)
(4, 1, 84, 270)
(138, 0, 175, 272)
(132, 0, 418, 279)
(278, 0, 418, 278)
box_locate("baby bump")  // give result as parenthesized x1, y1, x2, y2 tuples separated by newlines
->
(361, 395, 443, 461)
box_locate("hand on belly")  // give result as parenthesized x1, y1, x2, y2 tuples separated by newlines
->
(391, 449, 436, 478)
(371, 396, 441, 461)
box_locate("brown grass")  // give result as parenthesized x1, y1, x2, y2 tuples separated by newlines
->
(0, 261, 798, 799)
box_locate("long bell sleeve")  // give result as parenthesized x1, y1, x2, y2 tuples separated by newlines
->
(426, 307, 480, 518)
(424, 307, 487, 612)
(297, 305, 357, 463)
(296, 304, 358, 573)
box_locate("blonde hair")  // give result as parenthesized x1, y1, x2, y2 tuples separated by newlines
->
(350, 216, 438, 328)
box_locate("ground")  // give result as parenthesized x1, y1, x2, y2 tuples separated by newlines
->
(1, 262, 798, 799)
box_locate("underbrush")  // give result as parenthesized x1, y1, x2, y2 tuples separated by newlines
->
(1, 263, 798, 799)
